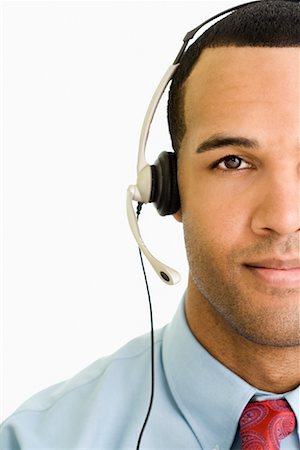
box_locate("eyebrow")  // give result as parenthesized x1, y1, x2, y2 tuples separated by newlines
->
(196, 134, 260, 154)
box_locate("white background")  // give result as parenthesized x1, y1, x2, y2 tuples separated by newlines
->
(1, 0, 249, 421)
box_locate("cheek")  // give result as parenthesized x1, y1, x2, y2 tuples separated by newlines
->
(180, 178, 249, 247)
(183, 210, 237, 262)
(182, 210, 232, 291)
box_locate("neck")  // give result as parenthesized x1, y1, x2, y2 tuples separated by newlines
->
(185, 278, 300, 394)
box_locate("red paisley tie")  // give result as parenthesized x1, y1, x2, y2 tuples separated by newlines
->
(239, 399, 296, 450)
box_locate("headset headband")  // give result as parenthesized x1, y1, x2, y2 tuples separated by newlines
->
(173, 0, 262, 64)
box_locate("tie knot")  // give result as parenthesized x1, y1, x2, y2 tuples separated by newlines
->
(239, 399, 296, 450)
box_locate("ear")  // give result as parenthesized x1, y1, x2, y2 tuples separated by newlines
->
(173, 209, 182, 223)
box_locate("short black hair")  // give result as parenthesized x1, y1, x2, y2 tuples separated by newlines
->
(167, 0, 300, 154)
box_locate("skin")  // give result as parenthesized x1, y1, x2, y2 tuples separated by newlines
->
(174, 47, 300, 393)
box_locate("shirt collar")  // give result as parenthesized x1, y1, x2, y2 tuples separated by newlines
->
(162, 293, 300, 450)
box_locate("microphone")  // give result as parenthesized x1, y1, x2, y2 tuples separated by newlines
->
(127, 185, 180, 285)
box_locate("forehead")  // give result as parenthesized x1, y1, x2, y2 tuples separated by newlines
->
(183, 46, 299, 149)
(184, 46, 299, 104)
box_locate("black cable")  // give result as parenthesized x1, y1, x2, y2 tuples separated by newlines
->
(136, 202, 155, 450)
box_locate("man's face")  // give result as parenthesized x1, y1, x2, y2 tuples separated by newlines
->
(176, 47, 300, 347)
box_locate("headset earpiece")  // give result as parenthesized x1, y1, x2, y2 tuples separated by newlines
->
(150, 151, 180, 216)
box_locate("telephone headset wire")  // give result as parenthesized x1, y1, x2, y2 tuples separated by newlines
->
(136, 202, 155, 450)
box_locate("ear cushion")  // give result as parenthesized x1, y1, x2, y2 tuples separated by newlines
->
(150, 151, 180, 216)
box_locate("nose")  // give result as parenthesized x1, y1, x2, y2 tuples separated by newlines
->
(251, 171, 300, 236)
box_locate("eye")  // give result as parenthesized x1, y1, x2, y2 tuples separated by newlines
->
(211, 155, 252, 171)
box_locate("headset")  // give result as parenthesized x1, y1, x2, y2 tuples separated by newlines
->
(126, 1, 299, 448)
(127, 0, 299, 287)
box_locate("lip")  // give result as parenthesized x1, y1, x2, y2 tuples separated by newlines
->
(245, 258, 300, 270)
(245, 259, 300, 288)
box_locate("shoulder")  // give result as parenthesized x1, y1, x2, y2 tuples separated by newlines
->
(0, 327, 165, 447)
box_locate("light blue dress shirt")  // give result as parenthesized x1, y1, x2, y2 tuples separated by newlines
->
(1, 294, 299, 449)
